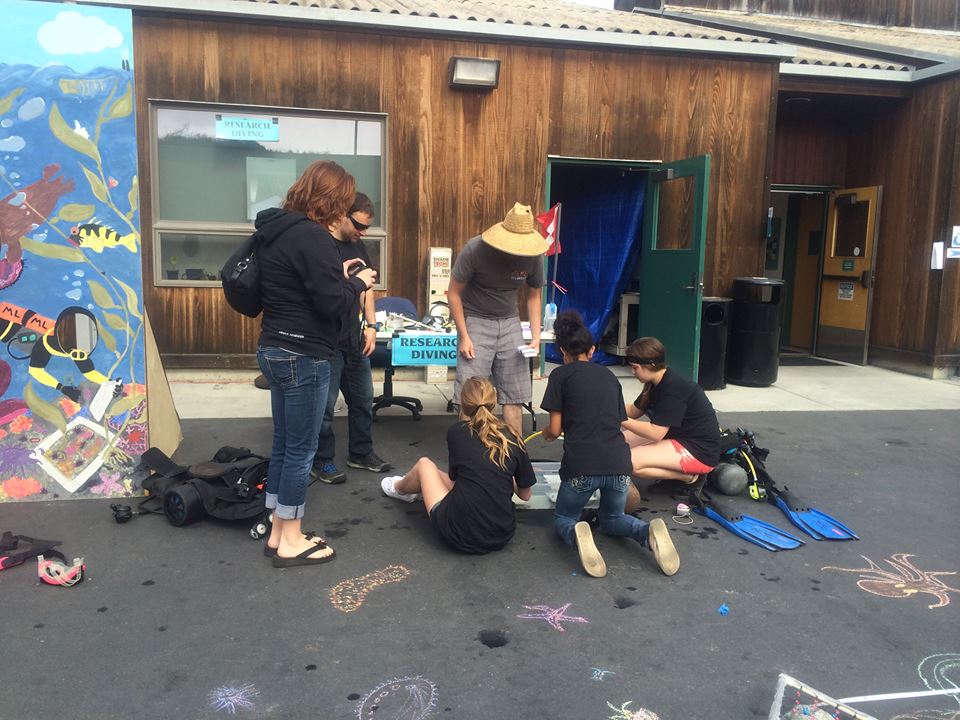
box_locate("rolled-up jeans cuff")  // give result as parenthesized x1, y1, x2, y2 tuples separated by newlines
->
(274, 501, 305, 520)
(265, 492, 278, 510)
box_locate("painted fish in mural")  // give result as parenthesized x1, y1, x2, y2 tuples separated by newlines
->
(68, 222, 137, 253)
(0, 164, 75, 289)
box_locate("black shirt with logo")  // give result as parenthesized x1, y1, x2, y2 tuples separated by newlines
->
(332, 239, 373, 353)
(432, 421, 536, 554)
(634, 367, 722, 467)
(541, 361, 632, 479)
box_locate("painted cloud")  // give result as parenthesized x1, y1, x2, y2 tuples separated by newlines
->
(36, 11, 123, 56)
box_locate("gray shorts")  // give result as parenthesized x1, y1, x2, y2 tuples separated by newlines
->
(454, 315, 531, 405)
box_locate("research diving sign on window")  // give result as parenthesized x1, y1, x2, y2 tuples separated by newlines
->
(215, 115, 280, 142)
(390, 333, 458, 366)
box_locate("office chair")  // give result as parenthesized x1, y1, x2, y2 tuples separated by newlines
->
(371, 297, 424, 421)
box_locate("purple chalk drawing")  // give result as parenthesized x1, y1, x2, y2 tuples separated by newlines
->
(208, 683, 259, 714)
(356, 676, 438, 720)
(516, 603, 589, 632)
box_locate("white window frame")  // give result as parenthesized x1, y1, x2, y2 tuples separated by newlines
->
(149, 99, 388, 289)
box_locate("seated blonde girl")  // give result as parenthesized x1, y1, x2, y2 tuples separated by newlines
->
(381, 376, 535, 554)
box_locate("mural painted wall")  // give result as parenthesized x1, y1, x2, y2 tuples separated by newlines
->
(0, 0, 146, 501)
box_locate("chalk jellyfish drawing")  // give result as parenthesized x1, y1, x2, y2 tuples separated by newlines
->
(208, 683, 259, 714)
(356, 676, 438, 720)
(606, 700, 661, 720)
(516, 603, 589, 632)
(821, 554, 960, 609)
(330, 565, 411, 613)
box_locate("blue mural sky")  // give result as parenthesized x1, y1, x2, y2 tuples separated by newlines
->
(2, 0, 132, 73)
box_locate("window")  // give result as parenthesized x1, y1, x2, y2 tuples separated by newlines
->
(150, 101, 387, 288)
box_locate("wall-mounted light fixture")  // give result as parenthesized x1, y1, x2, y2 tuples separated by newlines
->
(448, 56, 501, 90)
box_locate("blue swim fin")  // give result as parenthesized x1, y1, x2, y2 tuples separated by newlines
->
(691, 495, 805, 552)
(769, 487, 859, 541)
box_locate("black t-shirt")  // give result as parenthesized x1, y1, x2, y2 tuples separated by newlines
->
(634, 367, 722, 467)
(433, 421, 536, 554)
(540, 361, 632, 479)
(333, 239, 373, 352)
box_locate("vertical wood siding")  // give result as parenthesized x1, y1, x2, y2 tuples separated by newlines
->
(134, 15, 777, 360)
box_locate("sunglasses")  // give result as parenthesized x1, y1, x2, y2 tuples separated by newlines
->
(349, 216, 370, 232)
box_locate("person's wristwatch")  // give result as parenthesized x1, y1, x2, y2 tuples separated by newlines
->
(365, 321, 381, 331)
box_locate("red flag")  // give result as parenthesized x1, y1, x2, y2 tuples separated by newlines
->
(536, 203, 561, 256)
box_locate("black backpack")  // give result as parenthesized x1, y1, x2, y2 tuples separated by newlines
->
(220, 230, 265, 317)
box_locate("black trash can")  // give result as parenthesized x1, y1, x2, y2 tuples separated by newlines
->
(726, 277, 785, 388)
(698, 297, 732, 391)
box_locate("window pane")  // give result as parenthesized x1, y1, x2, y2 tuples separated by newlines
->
(361, 236, 385, 290)
(655, 176, 694, 250)
(833, 199, 868, 258)
(156, 107, 384, 224)
(159, 231, 246, 282)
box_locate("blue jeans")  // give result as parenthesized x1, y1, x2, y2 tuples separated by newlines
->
(257, 346, 330, 519)
(554, 475, 649, 547)
(316, 348, 374, 463)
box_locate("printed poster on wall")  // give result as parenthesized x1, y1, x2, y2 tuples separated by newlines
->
(0, 0, 147, 502)
(838, 281, 855, 301)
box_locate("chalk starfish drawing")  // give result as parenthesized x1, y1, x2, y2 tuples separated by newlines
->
(356, 676, 438, 720)
(822, 554, 960, 609)
(606, 700, 661, 720)
(330, 565, 411, 613)
(208, 683, 259, 714)
(516, 603, 589, 632)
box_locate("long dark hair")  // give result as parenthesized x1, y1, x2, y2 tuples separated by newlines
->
(627, 336, 667, 415)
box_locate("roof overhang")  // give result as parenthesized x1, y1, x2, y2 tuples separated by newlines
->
(69, 0, 796, 61)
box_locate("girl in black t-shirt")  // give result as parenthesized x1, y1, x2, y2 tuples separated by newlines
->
(380, 376, 535, 553)
(541, 312, 679, 578)
(622, 337, 722, 485)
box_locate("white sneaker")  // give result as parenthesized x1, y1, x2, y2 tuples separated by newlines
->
(381, 476, 420, 503)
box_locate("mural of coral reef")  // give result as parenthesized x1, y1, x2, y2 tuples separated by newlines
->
(0, 0, 145, 501)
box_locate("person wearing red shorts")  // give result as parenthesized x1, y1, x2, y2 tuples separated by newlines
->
(621, 337, 721, 485)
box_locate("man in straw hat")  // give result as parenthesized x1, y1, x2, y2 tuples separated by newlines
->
(447, 202, 548, 437)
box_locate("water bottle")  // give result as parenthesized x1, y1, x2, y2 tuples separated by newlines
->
(543, 302, 557, 333)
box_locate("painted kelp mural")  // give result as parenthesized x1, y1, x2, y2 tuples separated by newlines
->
(0, 0, 145, 501)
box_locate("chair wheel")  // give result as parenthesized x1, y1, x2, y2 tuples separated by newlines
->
(163, 483, 206, 526)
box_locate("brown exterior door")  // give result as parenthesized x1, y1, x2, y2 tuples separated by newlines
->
(816, 186, 882, 364)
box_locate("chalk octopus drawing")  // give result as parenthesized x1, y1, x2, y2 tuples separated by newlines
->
(329, 565, 411, 613)
(606, 700, 661, 720)
(356, 676, 438, 720)
(516, 603, 589, 632)
(208, 683, 259, 714)
(822, 554, 960, 609)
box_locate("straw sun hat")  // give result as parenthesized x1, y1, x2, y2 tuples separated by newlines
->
(481, 202, 549, 257)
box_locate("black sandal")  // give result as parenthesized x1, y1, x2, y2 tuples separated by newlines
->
(272, 543, 336, 568)
(264, 532, 326, 558)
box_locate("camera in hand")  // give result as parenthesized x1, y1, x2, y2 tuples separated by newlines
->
(347, 259, 367, 277)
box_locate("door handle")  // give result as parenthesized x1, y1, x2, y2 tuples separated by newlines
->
(860, 270, 873, 289)
(683, 272, 704, 292)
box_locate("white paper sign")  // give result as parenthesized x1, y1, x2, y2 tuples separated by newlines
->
(947, 247, 960, 260)
(952, 226, 960, 248)
(838, 281, 855, 301)
(931, 241, 944, 270)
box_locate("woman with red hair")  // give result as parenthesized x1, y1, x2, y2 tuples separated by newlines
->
(256, 161, 377, 567)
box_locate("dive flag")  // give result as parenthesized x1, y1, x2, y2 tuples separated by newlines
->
(536, 203, 561, 256)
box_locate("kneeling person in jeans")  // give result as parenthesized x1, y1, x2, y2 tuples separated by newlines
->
(540, 311, 679, 578)
(313, 193, 390, 483)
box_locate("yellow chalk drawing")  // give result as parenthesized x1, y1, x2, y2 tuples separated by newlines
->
(329, 565, 411, 613)
(822, 554, 960, 610)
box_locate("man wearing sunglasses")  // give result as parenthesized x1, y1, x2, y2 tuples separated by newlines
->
(312, 193, 391, 483)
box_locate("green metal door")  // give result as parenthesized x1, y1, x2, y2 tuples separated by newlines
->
(638, 155, 711, 379)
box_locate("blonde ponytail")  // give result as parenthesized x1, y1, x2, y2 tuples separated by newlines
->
(459, 377, 525, 470)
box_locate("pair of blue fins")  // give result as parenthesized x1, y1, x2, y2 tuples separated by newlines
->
(689, 444, 859, 552)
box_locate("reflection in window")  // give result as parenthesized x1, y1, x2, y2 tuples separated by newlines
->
(152, 103, 387, 287)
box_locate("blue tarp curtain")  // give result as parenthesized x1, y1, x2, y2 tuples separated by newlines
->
(545, 165, 646, 365)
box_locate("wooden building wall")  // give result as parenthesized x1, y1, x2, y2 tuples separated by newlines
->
(133, 14, 778, 364)
(772, 77, 960, 370)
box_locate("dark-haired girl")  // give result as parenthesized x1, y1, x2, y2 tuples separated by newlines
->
(622, 337, 722, 486)
(540, 311, 679, 577)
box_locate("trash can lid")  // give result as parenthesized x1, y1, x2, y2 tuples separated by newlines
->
(733, 276, 785, 286)
(702, 296, 733, 302)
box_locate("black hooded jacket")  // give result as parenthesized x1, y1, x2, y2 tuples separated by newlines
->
(255, 208, 367, 358)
